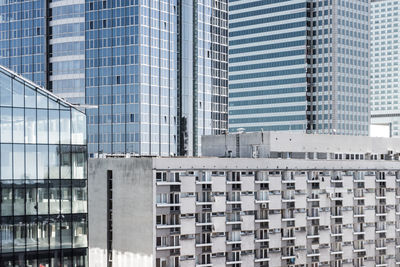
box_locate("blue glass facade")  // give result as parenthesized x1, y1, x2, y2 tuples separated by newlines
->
(178, 0, 228, 155)
(0, 0, 228, 157)
(0, 0, 47, 88)
(229, 0, 370, 135)
(85, 0, 177, 156)
(49, 0, 86, 105)
(0, 65, 88, 267)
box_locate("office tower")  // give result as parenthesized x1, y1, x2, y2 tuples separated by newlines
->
(0, 0, 228, 157)
(89, 132, 400, 267)
(228, 0, 370, 135)
(371, 0, 400, 136)
(85, 0, 228, 156)
(0, 1, 47, 88)
(0, 0, 85, 105)
(0, 65, 88, 266)
(178, 1, 229, 155)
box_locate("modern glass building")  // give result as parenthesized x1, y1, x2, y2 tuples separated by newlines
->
(371, 0, 400, 136)
(0, 0, 85, 105)
(178, 0, 228, 155)
(0, 0, 228, 157)
(0, 65, 88, 267)
(228, 0, 370, 136)
(86, 0, 228, 156)
(0, 0, 47, 88)
(49, 0, 86, 105)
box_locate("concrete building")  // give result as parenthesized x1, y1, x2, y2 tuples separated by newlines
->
(89, 132, 400, 267)
(0, 65, 88, 266)
(228, 0, 370, 135)
(371, 0, 400, 136)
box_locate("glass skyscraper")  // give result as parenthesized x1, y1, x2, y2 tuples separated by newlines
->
(86, 0, 228, 156)
(0, 0, 228, 157)
(0, 0, 85, 105)
(228, 0, 370, 135)
(371, 0, 400, 136)
(0, 65, 88, 266)
(178, 0, 228, 155)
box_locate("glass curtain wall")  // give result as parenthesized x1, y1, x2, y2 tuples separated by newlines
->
(0, 66, 88, 267)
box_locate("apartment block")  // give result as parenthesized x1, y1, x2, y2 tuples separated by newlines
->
(89, 132, 400, 267)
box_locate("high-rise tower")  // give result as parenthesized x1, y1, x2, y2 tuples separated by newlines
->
(371, 0, 400, 136)
(228, 0, 370, 135)
(0, 0, 228, 156)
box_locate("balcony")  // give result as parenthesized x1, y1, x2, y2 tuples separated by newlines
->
(156, 223, 181, 229)
(307, 233, 320, 239)
(330, 193, 343, 200)
(226, 217, 242, 225)
(353, 247, 366, 253)
(226, 260, 242, 265)
(196, 196, 213, 205)
(331, 211, 343, 218)
(254, 257, 270, 263)
(307, 210, 320, 219)
(156, 244, 181, 251)
(331, 232, 343, 237)
(330, 250, 343, 255)
(331, 176, 343, 183)
(226, 179, 242, 185)
(255, 237, 270, 242)
(195, 221, 213, 227)
(282, 211, 295, 221)
(226, 239, 242, 245)
(156, 202, 180, 208)
(307, 250, 320, 257)
(281, 254, 296, 260)
(354, 230, 365, 235)
(195, 242, 212, 248)
(255, 198, 269, 204)
(156, 180, 181, 186)
(255, 216, 269, 223)
(226, 196, 242, 205)
(376, 228, 387, 234)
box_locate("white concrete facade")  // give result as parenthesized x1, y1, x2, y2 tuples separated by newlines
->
(89, 133, 400, 267)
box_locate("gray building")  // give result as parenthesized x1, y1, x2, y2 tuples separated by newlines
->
(371, 0, 400, 136)
(228, 0, 370, 136)
(89, 132, 400, 267)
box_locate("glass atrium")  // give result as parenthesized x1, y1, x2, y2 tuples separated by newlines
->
(0, 65, 88, 267)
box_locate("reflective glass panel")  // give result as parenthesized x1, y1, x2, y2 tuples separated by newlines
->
(26, 144, 37, 180)
(0, 71, 12, 106)
(37, 109, 49, 144)
(25, 85, 36, 108)
(49, 145, 60, 179)
(1, 107, 12, 143)
(25, 109, 37, 143)
(13, 108, 25, 143)
(26, 181, 37, 216)
(37, 145, 49, 180)
(49, 109, 60, 144)
(60, 110, 71, 144)
(1, 144, 12, 180)
(1, 182, 12, 216)
(13, 79, 24, 107)
(14, 181, 25, 216)
(13, 144, 25, 179)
